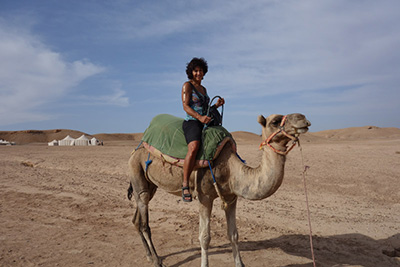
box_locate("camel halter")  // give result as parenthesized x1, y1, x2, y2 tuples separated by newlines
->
(259, 115, 299, 155)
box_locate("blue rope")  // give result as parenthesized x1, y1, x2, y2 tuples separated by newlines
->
(145, 153, 152, 171)
(208, 160, 217, 183)
(135, 140, 143, 151)
(236, 152, 246, 164)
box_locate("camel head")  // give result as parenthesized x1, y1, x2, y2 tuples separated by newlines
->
(258, 113, 311, 154)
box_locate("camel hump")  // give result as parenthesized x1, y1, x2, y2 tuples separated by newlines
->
(141, 114, 236, 165)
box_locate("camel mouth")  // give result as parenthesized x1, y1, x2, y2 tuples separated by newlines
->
(293, 126, 309, 134)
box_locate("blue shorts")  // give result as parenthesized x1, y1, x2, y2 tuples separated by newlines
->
(182, 120, 203, 144)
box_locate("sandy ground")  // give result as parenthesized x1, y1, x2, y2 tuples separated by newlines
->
(1, 135, 400, 267)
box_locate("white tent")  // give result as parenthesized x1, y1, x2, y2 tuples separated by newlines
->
(75, 135, 90, 146)
(58, 135, 75, 146)
(0, 139, 13, 145)
(90, 137, 99, 146)
(48, 140, 58, 146)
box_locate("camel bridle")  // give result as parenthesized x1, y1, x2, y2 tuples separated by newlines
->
(259, 115, 299, 155)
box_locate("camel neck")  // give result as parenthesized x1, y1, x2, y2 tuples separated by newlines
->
(231, 147, 286, 200)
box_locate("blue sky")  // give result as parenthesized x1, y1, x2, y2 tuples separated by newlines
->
(1, 0, 399, 134)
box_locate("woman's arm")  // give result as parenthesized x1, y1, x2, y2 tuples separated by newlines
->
(181, 82, 211, 124)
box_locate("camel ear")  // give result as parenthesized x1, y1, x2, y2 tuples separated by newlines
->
(257, 115, 266, 127)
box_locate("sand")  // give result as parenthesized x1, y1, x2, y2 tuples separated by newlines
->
(0, 127, 400, 267)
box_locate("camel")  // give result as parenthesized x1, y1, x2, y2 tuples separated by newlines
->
(127, 113, 311, 267)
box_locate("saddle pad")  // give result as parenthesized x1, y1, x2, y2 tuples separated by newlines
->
(141, 114, 236, 163)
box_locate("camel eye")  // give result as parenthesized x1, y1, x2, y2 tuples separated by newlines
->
(271, 119, 281, 126)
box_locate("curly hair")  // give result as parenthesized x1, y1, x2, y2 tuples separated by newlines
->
(186, 57, 208, 79)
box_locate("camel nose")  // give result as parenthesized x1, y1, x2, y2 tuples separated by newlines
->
(306, 120, 311, 127)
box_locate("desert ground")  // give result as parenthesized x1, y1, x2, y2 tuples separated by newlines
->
(0, 126, 399, 267)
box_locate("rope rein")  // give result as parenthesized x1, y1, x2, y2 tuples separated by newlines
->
(298, 140, 316, 267)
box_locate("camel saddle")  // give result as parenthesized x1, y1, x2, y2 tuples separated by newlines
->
(141, 114, 236, 168)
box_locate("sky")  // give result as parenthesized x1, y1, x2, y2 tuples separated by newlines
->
(1, 0, 399, 135)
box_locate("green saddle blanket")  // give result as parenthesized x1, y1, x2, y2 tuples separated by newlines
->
(142, 114, 234, 161)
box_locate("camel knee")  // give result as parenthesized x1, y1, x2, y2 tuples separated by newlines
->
(199, 231, 211, 249)
(132, 208, 152, 234)
(136, 190, 150, 204)
(228, 230, 239, 244)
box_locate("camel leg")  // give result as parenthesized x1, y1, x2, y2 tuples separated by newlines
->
(132, 188, 165, 267)
(224, 198, 244, 267)
(130, 175, 164, 267)
(198, 195, 214, 267)
(129, 151, 164, 266)
(132, 207, 153, 260)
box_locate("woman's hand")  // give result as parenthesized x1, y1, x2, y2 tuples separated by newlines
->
(199, 115, 212, 124)
(215, 98, 225, 108)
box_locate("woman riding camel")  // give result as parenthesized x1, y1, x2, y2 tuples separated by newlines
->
(181, 57, 225, 202)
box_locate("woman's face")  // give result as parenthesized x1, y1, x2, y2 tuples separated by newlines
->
(192, 66, 204, 82)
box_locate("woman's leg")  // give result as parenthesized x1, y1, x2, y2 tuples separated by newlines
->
(182, 140, 200, 201)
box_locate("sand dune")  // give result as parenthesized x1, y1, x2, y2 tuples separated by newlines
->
(310, 126, 400, 140)
(1, 126, 400, 145)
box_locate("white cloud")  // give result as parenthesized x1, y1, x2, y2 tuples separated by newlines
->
(98, 1, 399, 98)
(0, 23, 105, 126)
(201, 0, 400, 97)
(78, 86, 129, 107)
(102, 1, 400, 123)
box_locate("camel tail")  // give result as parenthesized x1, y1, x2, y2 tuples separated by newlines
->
(127, 182, 133, 200)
